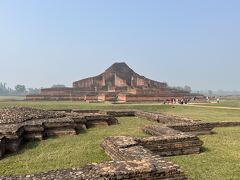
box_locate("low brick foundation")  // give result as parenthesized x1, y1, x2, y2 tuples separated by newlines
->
(43, 121, 77, 137)
(167, 123, 215, 135)
(135, 110, 198, 124)
(23, 125, 45, 141)
(2, 159, 187, 180)
(101, 136, 187, 179)
(1, 107, 240, 179)
(0, 111, 119, 156)
(85, 115, 118, 128)
(167, 121, 240, 136)
(105, 110, 136, 117)
(141, 126, 203, 156)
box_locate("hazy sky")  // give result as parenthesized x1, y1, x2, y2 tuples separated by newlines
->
(0, 0, 239, 90)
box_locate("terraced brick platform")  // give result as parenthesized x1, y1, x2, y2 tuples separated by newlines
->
(0, 107, 119, 157)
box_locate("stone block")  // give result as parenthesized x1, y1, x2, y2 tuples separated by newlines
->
(44, 128, 76, 137)
(24, 132, 44, 141)
(140, 126, 203, 156)
(85, 115, 118, 128)
(106, 110, 136, 117)
(23, 125, 44, 141)
(5, 137, 23, 153)
(167, 122, 216, 136)
(0, 136, 5, 159)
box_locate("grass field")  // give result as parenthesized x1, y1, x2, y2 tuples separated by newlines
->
(169, 127, 240, 180)
(0, 100, 240, 179)
(0, 100, 240, 122)
(0, 96, 25, 101)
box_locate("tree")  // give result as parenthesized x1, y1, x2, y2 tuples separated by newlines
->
(0, 82, 11, 95)
(51, 84, 66, 88)
(28, 88, 41, 95)
(183, 85, 192, 92)
(208, 90, 213, 96)
(15, 85, 26, 95)
(174, 86, 184, 91)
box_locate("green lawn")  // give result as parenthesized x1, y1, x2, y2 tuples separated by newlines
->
(0, 101, 240, 179)
(169, 127, 240, 180)
(0, 96, 25, 101)
(0, 101, 239, 122)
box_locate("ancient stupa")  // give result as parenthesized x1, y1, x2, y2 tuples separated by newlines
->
(27, 62, 203, 102)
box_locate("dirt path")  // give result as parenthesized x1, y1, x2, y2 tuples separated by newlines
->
(184, 104, 240, 110)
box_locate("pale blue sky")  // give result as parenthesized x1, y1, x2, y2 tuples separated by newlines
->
(0, 0, 239, 90)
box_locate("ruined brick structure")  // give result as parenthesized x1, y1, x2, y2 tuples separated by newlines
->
(1, 107, 240, 179)
(26, 62, 204, 102)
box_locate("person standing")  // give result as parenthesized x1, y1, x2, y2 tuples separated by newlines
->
(206, 96, 210, 103)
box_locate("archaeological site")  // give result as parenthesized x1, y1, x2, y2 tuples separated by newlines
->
(1, 106, 239, 179)
(26, 62, 204, 102)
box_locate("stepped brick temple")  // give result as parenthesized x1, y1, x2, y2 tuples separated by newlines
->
(26, 62, 204, 102)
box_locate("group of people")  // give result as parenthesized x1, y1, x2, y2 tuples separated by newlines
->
(163, 96, 221, 105)
(163, 98, 189, 105)
(206, 96, 220, 103)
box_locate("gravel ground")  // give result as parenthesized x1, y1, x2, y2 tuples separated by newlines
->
(0, 107, 65, 124)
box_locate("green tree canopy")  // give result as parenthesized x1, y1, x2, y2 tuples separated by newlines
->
(51, 84, 66, 88)
(15, 85, 26, 94)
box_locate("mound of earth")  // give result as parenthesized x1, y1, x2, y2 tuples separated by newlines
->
(0, 107, 65, 124)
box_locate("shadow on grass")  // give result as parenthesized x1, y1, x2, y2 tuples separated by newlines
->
(4, 141, 40, 158)
(200, 146, 210, 153)
(76, 128, 88, 134)
(211, 131, 217, 135)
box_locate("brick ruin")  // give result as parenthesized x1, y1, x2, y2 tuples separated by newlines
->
(1, 107, 240, 179)
(26, 62, 204, 102)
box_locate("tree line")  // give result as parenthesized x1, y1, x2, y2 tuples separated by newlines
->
(0, 82, 40, 96)
(172, 85, 192, 92)
(0, 83, 67, 96)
